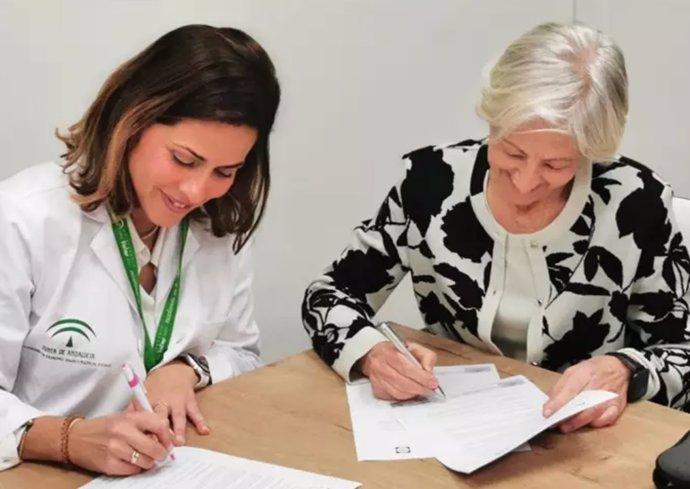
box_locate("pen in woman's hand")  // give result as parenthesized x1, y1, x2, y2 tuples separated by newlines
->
(122, 363, 177, 462)
(377, 323, 447, 400)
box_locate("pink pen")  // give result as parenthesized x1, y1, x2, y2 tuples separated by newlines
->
(122, 363, 176, 462)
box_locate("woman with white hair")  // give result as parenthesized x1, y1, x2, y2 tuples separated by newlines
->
(302, 22, 690, 431)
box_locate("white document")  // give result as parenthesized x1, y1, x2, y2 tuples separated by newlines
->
(346, 364, 500, 461)
(80, 446, 361, 489)
(392, 375, 617, 474)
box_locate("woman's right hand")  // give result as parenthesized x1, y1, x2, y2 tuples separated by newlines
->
(69, 410, 173, 475)
(359, 341, 439, 401)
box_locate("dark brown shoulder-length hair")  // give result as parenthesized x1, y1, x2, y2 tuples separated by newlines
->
(58, 24, 281, 251)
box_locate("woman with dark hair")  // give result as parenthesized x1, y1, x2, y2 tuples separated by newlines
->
(0, 24, 280, 475)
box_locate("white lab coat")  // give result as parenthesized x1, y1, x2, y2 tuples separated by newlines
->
(0, 163, 262, 447)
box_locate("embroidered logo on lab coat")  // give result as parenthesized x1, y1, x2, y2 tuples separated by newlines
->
(22, 318, 112, 369)
(47, 318, 96, 347)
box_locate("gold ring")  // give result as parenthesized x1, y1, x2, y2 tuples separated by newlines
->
(129, 449, 140, 465)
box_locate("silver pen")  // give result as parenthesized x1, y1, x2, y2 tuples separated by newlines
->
(377, 322, 446, 400)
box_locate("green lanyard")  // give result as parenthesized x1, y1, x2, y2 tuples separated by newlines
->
(111, 215, 189, 371)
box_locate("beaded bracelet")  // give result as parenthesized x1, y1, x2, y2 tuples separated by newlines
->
(60, 415, 83, 464)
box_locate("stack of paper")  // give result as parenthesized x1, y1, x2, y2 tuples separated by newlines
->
(346, 364, 502, 461)
(346, 366, 616, 474)
(80, 446, 361, 489)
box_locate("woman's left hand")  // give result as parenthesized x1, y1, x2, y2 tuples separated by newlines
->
(127, 360, 210, 446)
(542, 355, 630, 433)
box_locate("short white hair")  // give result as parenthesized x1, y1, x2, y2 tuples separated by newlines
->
(477, 22, 628, 161)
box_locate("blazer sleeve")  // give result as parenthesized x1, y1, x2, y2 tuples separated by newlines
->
(619, 183, 690, 408)
(302, 175, 412, 381)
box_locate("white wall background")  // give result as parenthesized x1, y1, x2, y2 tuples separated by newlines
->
(575, 0, 690, 198)
(2, 1, 687, 363)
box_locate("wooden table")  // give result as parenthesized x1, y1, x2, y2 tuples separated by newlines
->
(1, 327, 688, 488)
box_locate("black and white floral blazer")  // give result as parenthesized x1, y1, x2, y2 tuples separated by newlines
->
(302, 139, 690, 409)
